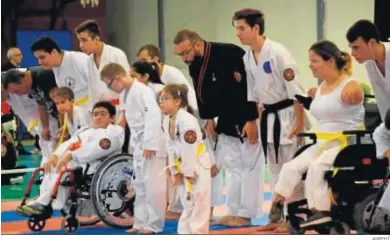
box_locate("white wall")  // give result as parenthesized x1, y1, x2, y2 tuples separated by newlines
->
(107, 0, 375, 89)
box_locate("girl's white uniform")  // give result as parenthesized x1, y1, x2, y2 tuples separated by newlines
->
(163, 108, 212, 234)
(64, 105, 92, 136)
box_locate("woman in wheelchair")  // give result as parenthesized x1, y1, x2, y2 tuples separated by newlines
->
(16, 101, 125, 217)
(263, 40, 365, 230)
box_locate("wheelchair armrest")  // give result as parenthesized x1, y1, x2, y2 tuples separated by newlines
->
(343, 130, 373, 136)
(297, 133, 317, 142)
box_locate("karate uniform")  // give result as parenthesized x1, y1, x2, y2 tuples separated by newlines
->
(52, 51, 91, 111)
(65, 105, 92, 136)
(7, 94, 58, 166)
(160, 65, 223, 210)
(244, 38, 312, 204)
(373, 120, 390, 215)
(365, 42, 390, 121)
(274, 78, 364, 212)
(121, 80, 166, 232)
(88, 44, 130, 113)
(163, 108, 212, 234)
(189, 41, 263, 219)
(29, 124, 124, 209)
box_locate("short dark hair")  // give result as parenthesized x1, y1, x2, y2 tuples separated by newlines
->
(2, 69, 26, 89)
(30, 36, 61, 53)
(75, 19, 101, 38)
(232, 8, 265, 35)
(346, 20, 381, 43)
(137, 44, 161, 59)
(92, 101, 116, 117)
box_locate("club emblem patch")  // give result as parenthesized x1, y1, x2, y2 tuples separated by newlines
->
(184, 130, 197, 144)
(99, 138, 111, 150)
(263, 61, 272, 74)
(233, 71, 242, 82)
(65, 77, 76, 89)
(283, 68, 295, 81)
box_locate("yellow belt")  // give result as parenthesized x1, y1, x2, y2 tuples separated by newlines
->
(168, 142, 206, 197)
(75, 95, 89, 106)
(27, 120, 40, 132)
(313, 125, 365, 205)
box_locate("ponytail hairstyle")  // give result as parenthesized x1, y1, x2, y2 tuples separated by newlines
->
(131, 60, 164, 85)
(309, 40, 353, 76)
(162, 84, 194, 115)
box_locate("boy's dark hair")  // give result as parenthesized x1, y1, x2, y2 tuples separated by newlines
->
(75, 19, 101, 38)
(346, 20, 381, 43)
(30, 36, 61, 53)
(92, 101, 116, 117)
(137, 44, 161, 60)
(2, 69, 25, 89)
(232, 8, 265, 35)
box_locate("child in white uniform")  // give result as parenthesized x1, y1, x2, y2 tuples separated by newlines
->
(160, 84, 212, 234)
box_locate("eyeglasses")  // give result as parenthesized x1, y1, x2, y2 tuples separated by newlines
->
(175, 42, 197, 57)
(107, 76, 117, 90)
(158, 96, 173, 103)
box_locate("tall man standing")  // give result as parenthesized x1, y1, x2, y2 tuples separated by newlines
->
(232, 8, 310, 232)
(173, 29, 263, 227)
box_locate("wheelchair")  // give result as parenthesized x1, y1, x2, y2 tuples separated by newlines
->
(286, 94, 389, 234)
(17, 153, 136, 234)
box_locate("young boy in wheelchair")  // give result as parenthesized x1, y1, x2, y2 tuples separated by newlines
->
(16, 101, 125, 217)
(373, 107, 390, 216)
(258, 40, 366, 231)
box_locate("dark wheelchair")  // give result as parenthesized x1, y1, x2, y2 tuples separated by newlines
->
(286, 95, 390, 234)
(17, 153, 136, 234)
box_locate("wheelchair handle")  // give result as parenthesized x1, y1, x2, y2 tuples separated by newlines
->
(297, 133, 317, 141)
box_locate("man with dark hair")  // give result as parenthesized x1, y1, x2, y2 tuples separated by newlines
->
(173, 29, 263, 227)
(2, 67, 59, 166)
(232, 8, 311, 232)
(346, 20, 390, 121)
(16, 101, 124, 217)
(30, 36, 91, 111)
(75, 19, 130, 107)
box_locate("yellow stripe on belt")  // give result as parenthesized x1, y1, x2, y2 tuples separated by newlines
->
(313, 125, 365, 205)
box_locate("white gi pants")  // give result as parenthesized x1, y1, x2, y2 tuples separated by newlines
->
(132, 142, 167, 233)
(274, 143, 341, 211)
(177, 161, 211, 234)
(37, 116, 59, 167)
(267, 142, 304, 204)
(216, 134, 264, 218)
(378, 183, 390, 215)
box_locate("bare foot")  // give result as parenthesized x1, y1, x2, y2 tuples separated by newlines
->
(139, 229, 154, 234)
(225, 216, 251, 227)
(256, 222, 282, 232)
(126, 228, 140, 233)
(273, 222, 288, 233)
(165, 211, 181, 220)
(210, 215, 234, 225)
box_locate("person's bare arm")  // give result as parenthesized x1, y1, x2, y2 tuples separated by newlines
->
(38, 105, 50, 140)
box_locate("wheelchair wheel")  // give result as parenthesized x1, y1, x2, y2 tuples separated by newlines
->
(27, 218, 45, 232)
(329, 222, 350, 234)
(61, 198, 101, 227)
(353, 193, 390, 233)
(287, 217, 305, 234)
(91, 153, 135, 229)
(61, 216, 80, 234)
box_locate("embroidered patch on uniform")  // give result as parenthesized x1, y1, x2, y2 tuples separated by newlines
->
(65, 77, 75, 89)
(184, 130, 197, 144)
(263, 61, 272, 74)
(283, 68, 295, 81)
(212, 73, 217, 81)
(233, 72, 242, 82)
(99, 138, 111, 150)
(201, 128, 207, 140)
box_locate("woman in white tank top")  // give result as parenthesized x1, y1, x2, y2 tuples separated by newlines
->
(264, 40, 365, 232)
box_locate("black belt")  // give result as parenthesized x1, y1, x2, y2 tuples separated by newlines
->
(260, 99, 294, 164)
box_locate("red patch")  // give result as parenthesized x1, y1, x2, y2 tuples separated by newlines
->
(99, 138, 111, 150)
(283, 68, 295, 81)
(184, 130, 197, 144)
(233, 71, 242, 82)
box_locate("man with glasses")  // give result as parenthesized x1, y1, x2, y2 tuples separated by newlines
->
(173, 29, 263, 227)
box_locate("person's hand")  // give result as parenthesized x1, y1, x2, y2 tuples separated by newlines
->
(143, 150, 156, 159)
(242, 120, 258, 144)
(41, 128, 51, 141)
(385, 150, 390, 165)
(287, 123, 304, 145)
(308, 87, 317, 99)
(173, 173, 184, 186)
(44, 155, 58, 173)
(257, 104, 264, 119)
(1, 144, 7, 157)
(55, 153, 72, 173)
(210, 164, 219, 177)
(56, 125, 70, 141)
(205, 120, 217, 142)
